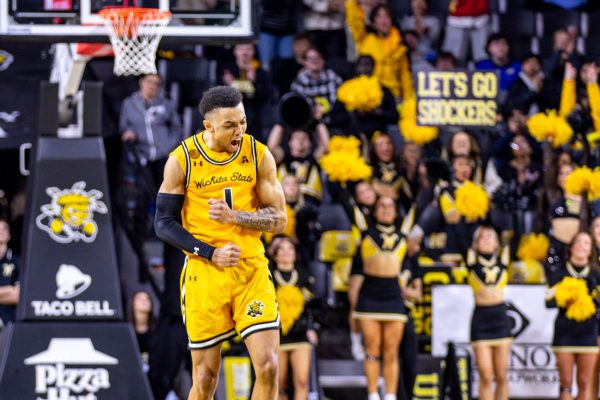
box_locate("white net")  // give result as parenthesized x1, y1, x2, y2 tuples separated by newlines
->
(100, 8, 171, 76)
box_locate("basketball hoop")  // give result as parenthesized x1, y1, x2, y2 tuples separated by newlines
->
(99, 7, 171, 76)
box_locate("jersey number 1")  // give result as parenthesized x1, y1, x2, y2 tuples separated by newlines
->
(223, 188, 233, 209)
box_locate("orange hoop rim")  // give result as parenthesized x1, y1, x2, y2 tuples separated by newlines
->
(98, 7, 172, 21)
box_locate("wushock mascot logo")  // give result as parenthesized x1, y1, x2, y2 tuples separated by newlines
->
(36, 181, 108, 244)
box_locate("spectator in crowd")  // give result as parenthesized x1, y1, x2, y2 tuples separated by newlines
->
(346, 0, 414, 99)
(271, 237, 318, 400)
(442, 131, 484, 184)
(129, 290, 157, 372)
(217, 43, 270, 141)
(542, 27, 584, 111)
(546, 232, 599, 400)
(434, 51, 458, 70)
(119, 73, 184, 190)
(290, 47, 343, 106)
(329, 55, 399, 139)
(352, 196, 408, 400)
(403, 30, 434, 73)
(0, 220, 18, 331)
(492, 132, 542, 239)
(476, 33, 521, 101)
(302, 0, 346, 59)
(401, 0, 441, 60)
(442, 0, 490, 64)
(258, 0, 300, 69)
(466, 226, 512, 400)
(506, 54, 544, 116)
(272, 33, 313, 97)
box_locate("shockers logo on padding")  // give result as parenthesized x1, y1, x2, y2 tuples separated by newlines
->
(35, 182, 107, 243)
(24, 338, 118, 400)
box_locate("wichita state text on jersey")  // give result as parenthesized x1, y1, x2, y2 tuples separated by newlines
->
(171, 132, 266, 258)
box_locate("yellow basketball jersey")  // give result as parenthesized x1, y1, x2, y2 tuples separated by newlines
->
(171, 132, 266, 258)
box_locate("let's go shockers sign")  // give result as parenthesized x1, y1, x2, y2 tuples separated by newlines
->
(416, 70, 499, 127)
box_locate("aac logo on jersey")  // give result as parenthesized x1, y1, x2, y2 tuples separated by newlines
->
(35, 181, 108, 244)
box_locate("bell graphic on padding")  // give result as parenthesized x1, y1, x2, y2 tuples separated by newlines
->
(55, 264, 92, 300)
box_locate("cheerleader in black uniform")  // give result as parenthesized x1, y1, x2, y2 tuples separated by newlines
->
(271, 238, 317, 400)
(546, 162, 580, 275)
(437, 154, 478, 265)
(353, 196, 408, 400)
(345, 181, 377, 360)
(589, 214, 600, 400)
(467, 226, 512, 400)
(370, 132, 403, 202)
(547, 232, 600, 400)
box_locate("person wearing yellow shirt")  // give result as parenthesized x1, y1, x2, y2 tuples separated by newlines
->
(346, 0, 414, 100)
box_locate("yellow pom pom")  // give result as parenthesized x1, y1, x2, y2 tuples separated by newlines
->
(454, 181, 490, 220)
(564, 166, 592, 195)
(50, 219, 63, 234)
(554, 277, 588, 309)
(527, 110, 573, 148)
(566, 293, 596, 322)
(588, 168, 600, 200)
(320, 136, 372, 183)
(328, 135, 362, 156)
(517, 233, 550, 262)
(337, 75, 383, 112)
(398, 98, 438, 146)
(550, 111, 574, 148)
(526, 113, 549, 143)
(276, 285, 307, 335)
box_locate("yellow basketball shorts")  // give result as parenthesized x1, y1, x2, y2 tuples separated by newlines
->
(180, 254, 280, 349)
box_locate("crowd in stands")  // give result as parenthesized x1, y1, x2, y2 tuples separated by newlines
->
(5, 0, 600, 398)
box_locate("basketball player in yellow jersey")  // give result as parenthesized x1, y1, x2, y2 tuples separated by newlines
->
(154, 86, 287, 400)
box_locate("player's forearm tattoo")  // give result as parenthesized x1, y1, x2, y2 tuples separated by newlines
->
(235, 207, 279, 232)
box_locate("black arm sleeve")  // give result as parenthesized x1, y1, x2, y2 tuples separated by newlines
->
(154, 193, 216, 261)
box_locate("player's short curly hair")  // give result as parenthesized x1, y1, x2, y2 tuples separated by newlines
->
(199, 86, 243, 116)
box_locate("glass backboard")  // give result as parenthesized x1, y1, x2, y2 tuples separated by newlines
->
(1, 0, 255, 43)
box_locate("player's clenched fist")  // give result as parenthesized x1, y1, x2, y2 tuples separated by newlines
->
(208, 198, 236, 224)
(211, 242, 241, 267)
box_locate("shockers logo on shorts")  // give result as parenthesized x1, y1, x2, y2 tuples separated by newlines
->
(35, 182, 108, 244)
(24, 338, 118, 400)
(246, 301, 264, 318)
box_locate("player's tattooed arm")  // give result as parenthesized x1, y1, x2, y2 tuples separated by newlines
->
(234, 206, 280, 232)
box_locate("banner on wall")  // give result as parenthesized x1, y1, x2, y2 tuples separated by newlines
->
(432, 285, 559, 399)
(415, 70, 499, 127)
(411, 263, 467, 352)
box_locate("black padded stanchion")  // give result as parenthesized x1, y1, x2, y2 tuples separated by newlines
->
(0, 82, 153, 399)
